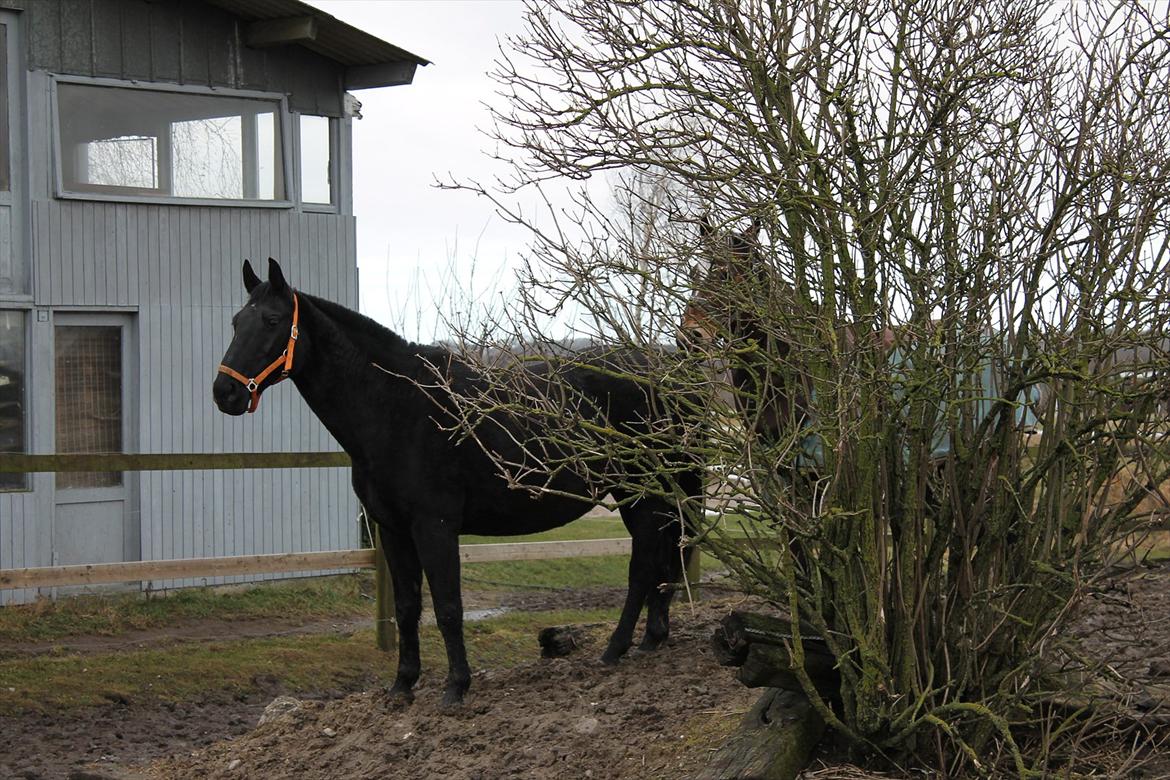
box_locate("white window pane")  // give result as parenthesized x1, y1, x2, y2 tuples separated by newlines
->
(257, 111, 277, 200)
(86, 136, 157, 189)
(300, 114, 332, 204)
(172, 116, 243, 199)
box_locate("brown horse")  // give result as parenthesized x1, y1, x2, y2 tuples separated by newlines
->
(678, 217, 812, 459)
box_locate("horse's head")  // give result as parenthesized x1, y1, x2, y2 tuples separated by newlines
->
(213, 258, 301, 416)
(677, 216, 761, 350)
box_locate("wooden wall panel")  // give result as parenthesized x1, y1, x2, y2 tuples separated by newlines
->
(4, 201, 361, 602)
(27, 0, 345, 116)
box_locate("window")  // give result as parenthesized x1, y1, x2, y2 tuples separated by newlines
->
(55, 325, 122, 489)
(56, 82, 285, 202)
(0, 310, 25, 491)
(300, 114, 332, 204)
(0, 24, 9, 193)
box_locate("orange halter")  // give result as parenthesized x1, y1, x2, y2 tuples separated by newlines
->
(217, 292, 300, 413)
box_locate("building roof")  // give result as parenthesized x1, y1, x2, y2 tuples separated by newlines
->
(203, 0, 430, 89)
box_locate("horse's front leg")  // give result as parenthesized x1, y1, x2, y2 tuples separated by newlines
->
(415, 524, 471, 707)
(382, 527, 424, 705)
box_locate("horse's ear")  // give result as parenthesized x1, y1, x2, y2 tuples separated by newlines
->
(267, 258, 287, 293)
(745, 218, 760, 242)
(698, 214, 714, 242)
(242, 260, 261, 294)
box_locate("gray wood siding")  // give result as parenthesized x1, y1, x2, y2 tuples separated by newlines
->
(25, 0, 345, 115)
(1, 201, 360, 603)
(0, 486, 48, 605)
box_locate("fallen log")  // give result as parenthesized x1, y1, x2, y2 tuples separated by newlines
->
(690, 687, 826, 780)
(713, 610, 840, 698)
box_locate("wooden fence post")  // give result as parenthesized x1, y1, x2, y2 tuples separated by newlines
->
(685, 543, 702, 601)
(373, 523, 396, 653)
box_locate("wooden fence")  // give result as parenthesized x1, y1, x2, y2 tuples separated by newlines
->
(0, 538, 636, 590)
(0, 451, 682, 652)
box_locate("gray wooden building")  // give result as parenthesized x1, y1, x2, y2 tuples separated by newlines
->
(0, 0, 426, 604)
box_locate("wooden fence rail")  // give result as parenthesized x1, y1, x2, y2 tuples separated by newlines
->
(0, 538, 636, 591)
(0, 452, 351, 473)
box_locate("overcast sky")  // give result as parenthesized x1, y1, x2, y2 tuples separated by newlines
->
(303, 1, 534, 341)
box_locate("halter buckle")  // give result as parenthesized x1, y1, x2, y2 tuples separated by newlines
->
(246, 379, 259, 392)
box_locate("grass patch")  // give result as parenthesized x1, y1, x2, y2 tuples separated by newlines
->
(0, 576, 376, 645)
(0, 607, 620, 715)
(461, 516, 628, 544)
(465, 555, 631, 590)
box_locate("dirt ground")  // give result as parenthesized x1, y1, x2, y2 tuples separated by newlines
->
(3, 566, 1170, 780)
(151, 598, 758, 780)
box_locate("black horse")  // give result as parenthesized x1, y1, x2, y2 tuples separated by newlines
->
(213, 259, 700, 707)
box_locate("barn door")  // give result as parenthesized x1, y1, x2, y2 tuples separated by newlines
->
(52, 314, 139, 571)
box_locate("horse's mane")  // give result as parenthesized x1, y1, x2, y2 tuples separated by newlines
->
(300, 292, 455, 371)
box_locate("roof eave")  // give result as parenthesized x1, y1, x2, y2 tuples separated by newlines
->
(345, 61, 419, 90)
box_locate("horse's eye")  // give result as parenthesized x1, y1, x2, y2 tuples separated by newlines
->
(264, 314, 280, 327)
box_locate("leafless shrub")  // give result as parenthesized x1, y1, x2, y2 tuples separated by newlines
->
(444, 0, 1170, 774)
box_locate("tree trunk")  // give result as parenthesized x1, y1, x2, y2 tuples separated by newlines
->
(690, 687, 826, 780)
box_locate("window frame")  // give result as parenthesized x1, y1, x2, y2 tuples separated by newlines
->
(297, 112, 339, 213)
(51, 75, 295, 209)
(0, 20, 11, 195)
(0, 305, 29, 493)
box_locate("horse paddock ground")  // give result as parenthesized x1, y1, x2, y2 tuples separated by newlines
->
(2, 564, 1169, 779)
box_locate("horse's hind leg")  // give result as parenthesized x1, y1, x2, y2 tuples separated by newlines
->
(638, 507, 686, 653)
(602, 551, 650, 665)
(603, 499, 672, 664)
(639, 552, 686, 652)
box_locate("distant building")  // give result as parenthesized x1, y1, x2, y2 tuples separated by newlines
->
(0, 0, 427, 604)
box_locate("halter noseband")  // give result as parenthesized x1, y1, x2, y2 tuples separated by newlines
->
(218, 292, 300, 413)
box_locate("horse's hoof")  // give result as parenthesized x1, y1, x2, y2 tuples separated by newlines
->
(638, 636, 667, 653)
(439, 688, 466, 710)
(599, 647, 626, 666)
(383, 683, 415, 709)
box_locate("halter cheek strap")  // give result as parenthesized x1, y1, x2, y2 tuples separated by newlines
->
(218, 292, 300, 413)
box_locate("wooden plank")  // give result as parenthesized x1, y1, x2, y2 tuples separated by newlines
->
(0, 452, 351, 473)
(459, 538, 631, 563)
(0, 538, 637, 590)
(0, 549, 376, 589)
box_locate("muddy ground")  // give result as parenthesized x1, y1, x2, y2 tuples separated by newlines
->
(0, 587, 757, 780)
(3, 566, 1170, 780)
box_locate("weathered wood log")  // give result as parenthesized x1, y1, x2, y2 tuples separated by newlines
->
(737, 643, 839, 698)
(690, 687, 826, 780)
(713, 610, 840, 698)
(538, 625, 586, 658)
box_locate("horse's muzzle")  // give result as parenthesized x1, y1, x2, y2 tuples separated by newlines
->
(676, 327, 713, 350)
(212, 374, 250, 416)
